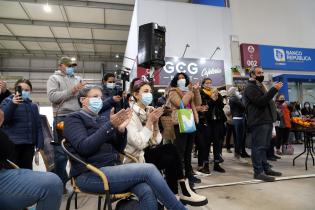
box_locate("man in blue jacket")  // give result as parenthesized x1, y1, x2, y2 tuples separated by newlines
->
(243, 66, 283, 182)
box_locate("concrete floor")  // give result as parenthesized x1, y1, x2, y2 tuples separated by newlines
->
(35, 144, 315, 210)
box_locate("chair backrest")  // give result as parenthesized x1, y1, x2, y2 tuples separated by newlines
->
(61, 139, 87, 166)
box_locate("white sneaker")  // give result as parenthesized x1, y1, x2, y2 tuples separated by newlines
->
(179, 179, 208, 206)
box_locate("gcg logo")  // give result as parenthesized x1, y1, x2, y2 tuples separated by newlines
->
(273, 48, 286, 62)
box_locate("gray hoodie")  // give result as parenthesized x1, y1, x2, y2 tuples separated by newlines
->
(47, 70, 81, 116)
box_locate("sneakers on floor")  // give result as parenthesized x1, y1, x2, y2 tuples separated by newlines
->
(254, 173, 275, 182)
(188, 175, 201, 184)
(213, 163, 225, 173)
(265, 169, 282, 177)
(196, 164, 211, 177)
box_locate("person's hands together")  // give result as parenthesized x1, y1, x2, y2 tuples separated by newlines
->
(146, 107, 163, 129)
(110, 108, 133, 132)
(113, 95, 122, 103)
(72, 80, 86, 94)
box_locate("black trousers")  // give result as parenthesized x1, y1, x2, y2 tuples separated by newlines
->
(173, 125, 195, 178)
(198, 120, 225, 166)
(10, 144, 35, 169)
(275, 127, 290, 149)
(144, 143, 184, 194)
(225, 123, 234, 150)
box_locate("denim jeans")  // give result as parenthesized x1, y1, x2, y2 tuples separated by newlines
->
(0, 169, 63, 210)
(52, 116, 69, 185)
(251, 124, 272, 174)
(76, 163, 187, 210)
(232, 118, 245, 155)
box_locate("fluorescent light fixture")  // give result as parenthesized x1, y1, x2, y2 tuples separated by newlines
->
(43, 3, 52, 13)
(158, 89, 165, 93)
(71, 57, 76, 61)
(200, 58, 206, 64)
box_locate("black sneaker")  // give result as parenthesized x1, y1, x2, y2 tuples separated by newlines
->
(267, 156, 277, 161)
(188, 175, 201, 184)
(213, 164, 226, 173)
(254, 173, 275, 182)
(273, 155, 281, 159)
(265, 169, 282, 177)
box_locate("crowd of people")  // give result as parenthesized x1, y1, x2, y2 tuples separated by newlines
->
(0, 57, 315, 209)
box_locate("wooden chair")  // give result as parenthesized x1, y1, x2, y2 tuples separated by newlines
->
(61, 139, 135, 210)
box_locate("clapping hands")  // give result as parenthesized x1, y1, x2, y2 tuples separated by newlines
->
(110, 108, 133, 132)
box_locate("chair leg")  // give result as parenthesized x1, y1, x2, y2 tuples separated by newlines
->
(66, 191, 75, 210)
(106, 192, 112, 210)
(75, 192, 78, 209)
(98, 196, 102, 210)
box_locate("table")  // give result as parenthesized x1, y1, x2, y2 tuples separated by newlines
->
(292, 127, 315, 170)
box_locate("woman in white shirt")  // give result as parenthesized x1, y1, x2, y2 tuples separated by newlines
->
(125, 79, 207, 207)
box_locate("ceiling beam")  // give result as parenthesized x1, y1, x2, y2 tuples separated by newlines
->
(0, 35, 127, 45)
(9, 0, 134, 11)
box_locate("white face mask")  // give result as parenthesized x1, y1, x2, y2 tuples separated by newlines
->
(177, 79, 186, 88)
(106, 83, 115, 89)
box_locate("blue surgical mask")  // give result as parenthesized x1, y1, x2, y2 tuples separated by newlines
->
(88, 98, 103, 114)
(66, 67, 75, 76)
(22, 91, 31, 100)
(141, 93, 153, 106)
(106, 83, 115, 89)
(177, 79, 186, 89)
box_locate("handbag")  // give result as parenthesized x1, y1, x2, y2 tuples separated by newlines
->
(282, 144, 294, 155)
(177, 101, 196, 133)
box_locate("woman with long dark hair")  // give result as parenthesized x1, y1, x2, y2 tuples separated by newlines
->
(167, 73, 202, 184)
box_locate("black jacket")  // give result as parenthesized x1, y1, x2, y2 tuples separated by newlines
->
(243, 80, 278, 128)
(229, 95, 245, 118)
(200, 90, 226, 123)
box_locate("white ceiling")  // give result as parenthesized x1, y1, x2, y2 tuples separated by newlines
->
(0, 0, 134, 61)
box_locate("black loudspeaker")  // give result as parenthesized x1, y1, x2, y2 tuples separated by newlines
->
(138, 23, 166, 68)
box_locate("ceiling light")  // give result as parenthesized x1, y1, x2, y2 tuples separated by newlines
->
(71, 57, 76, 61)
(43, 3, 52, 13)
(115, 54, 119, 58)
(115, 64, 119, 68)
(200, 58, 206, 64)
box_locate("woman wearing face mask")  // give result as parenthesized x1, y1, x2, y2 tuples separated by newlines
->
(168, 73, 202, 185)
(125, 79, 207, 206)
(64, 85, 188, 210)
(275, 94, 291, 155)
(198, 78, 226, 173)
(0, 79, 43, 169)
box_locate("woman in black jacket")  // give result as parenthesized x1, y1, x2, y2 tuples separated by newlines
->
(198, 78, 226, 174)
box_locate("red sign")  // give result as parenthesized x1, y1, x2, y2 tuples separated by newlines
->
(137, 66, 160, 84)
(240, 43, 260, 68)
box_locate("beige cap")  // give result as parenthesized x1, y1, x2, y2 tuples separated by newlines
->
(58, 57, 77, 66)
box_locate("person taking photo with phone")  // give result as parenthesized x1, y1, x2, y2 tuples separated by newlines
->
(0, 79, 44, 169)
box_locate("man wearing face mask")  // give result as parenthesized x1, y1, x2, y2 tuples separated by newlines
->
(243, 66, 283, 182)
(101, 73, 125, 112)
(47, 57, 86, 192)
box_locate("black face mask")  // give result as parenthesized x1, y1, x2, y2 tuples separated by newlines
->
(255, 75, 264, 83)
(278, 100, 285, 104)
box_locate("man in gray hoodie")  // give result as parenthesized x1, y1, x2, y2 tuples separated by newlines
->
(47, 57, 86, 192)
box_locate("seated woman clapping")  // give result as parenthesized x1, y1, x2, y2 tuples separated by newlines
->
(63, 85, 187, 210)
(125, 80, 208, 206)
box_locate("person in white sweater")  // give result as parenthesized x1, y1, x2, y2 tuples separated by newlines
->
(125, 79, 208, 207)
